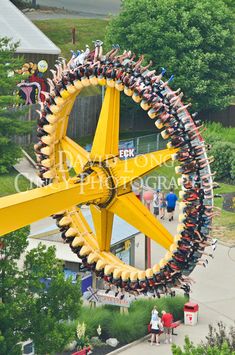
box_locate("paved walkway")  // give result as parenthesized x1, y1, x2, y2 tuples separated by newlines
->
(26, 0, 121, 20)
(36, 0, 121, 16)
(14, 156, 42, 187)
(123, 214, 235, 354)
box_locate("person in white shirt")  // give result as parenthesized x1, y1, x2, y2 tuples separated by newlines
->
(150, 307, 162, 345)
(153, 190, 160, 217)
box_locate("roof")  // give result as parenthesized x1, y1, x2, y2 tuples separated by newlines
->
(29, 208, 138, 247)
(0, 0, 61, 55)
(27, 237, 82, 262)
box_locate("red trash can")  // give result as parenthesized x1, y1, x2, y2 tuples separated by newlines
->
(184, 302, 199, 325)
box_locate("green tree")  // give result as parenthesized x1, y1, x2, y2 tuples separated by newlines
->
(0, 37, 32, 174)
(0, 227, 82, 354)
(106, 0, 235, 111)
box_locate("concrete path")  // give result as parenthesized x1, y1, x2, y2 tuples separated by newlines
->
(124, 213, 235, 354)
(14, 156, 42, 187)
(27, 0, 121, 20)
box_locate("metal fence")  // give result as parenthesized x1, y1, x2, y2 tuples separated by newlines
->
(120, 133, 166, 155)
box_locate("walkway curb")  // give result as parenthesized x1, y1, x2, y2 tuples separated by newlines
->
(107, 334, 150, 355)
(22, 148, 37, 168)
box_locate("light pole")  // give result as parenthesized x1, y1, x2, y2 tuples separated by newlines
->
(143, 191, 153, 269)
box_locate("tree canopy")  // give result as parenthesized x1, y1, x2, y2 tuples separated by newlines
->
(0, 38, 32, 174)
(106, 0, 235, 111)
(0, 227, 82, 354)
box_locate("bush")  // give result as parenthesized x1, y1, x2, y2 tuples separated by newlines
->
(77, 307, 112, 341)
(74, 295, 186, 345)
(172, 336, 235, 355)
(129, 296, 185, 322)
(201, 122, 235, 183)
(172, 322, 235, 354)
(204, 321, 235, 351)
(210, 142, 235, 183)
(203, 122, 235, 145)
(109, 312, 147, 345)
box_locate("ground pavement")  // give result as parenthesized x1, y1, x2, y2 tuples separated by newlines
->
(26, 0, 121, 20)
(123, 212, 235, 354)
(14, 156, 42, 187)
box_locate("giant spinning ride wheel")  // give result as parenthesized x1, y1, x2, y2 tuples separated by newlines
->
(0, 44, 215, 295)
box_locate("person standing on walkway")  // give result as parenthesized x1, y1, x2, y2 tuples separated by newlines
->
(150, 307, 161, 346)
(161, 310, 173, 344)
(153, 190, 160, 218)
(159, 192, 166, 219)
(166, 187, 178, 221)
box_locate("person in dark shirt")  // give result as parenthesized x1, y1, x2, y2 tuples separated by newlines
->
(166, 188, 178, 221)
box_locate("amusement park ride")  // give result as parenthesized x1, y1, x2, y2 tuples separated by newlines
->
(0, 42, 215, 296)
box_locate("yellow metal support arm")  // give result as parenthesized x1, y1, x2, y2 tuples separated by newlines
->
(108, 192, 173, 250)
(0, 176, 106, 237)
(91, 87, 120, 159)
(90, 205, 114, 251)
(60, 136, 90, 174)
(109, 148, 177, 188)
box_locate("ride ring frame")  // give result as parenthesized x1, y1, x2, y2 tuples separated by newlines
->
(0, 44, 214, 295)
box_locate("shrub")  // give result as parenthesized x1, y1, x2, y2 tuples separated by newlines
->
(109, 312, 146, 345)
(172, 322, 235, 354)
(77, 307, 112, 341)
(164, 296, 185, 321)
(74, 295, 187, 346)
(129, 296, 185, 322)
(201, 122, 235, 183)
(203, 122, 235, 145)
(172, 336, 235, 355)
(210, 142, 235, 183)
(204, 321, 235, 351)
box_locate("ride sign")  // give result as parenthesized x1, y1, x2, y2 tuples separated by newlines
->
(119, 140, 135, 159)
(86, 287, 134, 308)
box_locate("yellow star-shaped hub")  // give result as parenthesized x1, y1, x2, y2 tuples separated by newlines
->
(0, 87, 177, 254)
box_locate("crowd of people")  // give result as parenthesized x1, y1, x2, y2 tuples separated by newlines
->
(34, 41, 217, 298)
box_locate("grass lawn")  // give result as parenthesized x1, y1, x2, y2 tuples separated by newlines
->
(33, 18, 109, 96)
(0, 169, 33, 197)
(146, 160, 179, 193)
(34, 18, 109, 59)
(147, 164, 235, 243)
(212, 183, 235, 244)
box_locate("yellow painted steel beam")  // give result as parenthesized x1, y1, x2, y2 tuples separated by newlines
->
(100, 251, 139, 271)
(60, 136, 89, 174)
(0, 176, 106, 237)
(60, 93, 78, 139)
(55, 92, 77, 141)
(91, 87, 120, 159)
(54, 142, 70, 182)
(108, 192, 173, 250)
(72, 208, 99, 250)
(109, 148, 178, 188)
(90, 205, 114, 251)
